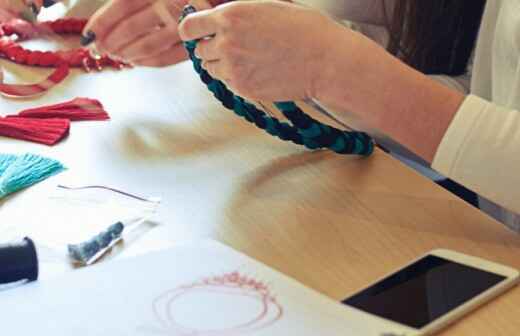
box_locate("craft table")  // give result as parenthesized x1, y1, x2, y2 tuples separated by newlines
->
(1, 2, 520, 335)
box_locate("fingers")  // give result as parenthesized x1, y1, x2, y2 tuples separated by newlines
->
(83, 0, 218, 66)
(189, 0, 212, 10)
(117, 24, 180, 61)
(194, 37, 219, 61)
(0, 8, 17, 21)
(178, 9, 219, 41)
(0, 0, 39, 20)
(131, 43, 188, 67)
(151, 0, 181, 26)
(24, 0, 44, 14)
(101, 4, 177, 53)
(83, 0, 159, 47)
(29, 0, 43, 8)
(202, 60, 227, 81)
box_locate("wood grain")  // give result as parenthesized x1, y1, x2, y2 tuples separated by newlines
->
(0, 4, 519, 333)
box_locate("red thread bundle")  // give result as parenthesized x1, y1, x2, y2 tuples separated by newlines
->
(0, 117, 69, 145)
(16, 97, 110, 121)
(0, 97, 109, 145)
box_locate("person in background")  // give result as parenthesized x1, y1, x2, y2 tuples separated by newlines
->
(84, 0, 520, 231)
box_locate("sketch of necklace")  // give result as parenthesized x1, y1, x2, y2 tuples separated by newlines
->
(148, 272, 283, 335)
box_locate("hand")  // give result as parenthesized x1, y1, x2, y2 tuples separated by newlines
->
(178, 1, 342, 101)
(0, 0, 43, 21)
(84, 0, 212, 67)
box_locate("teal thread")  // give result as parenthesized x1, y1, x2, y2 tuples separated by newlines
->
(0, 153, 65, 199)
(299, 123, 322, 138)
(303, 137, 320, 150)
(265, 118, 277, 135)
(233, 97, 247, 117)
(331, 137, 346, 152)
(274, 102, 296, 113)
(0, 154, 17, 176)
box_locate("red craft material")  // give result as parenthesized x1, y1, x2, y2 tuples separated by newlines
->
(0, 18, 128, 97)
(0, 116, 70, 145)
(0, 97, 109, 145)
(16, 97, 110, 121)
(0, 63, 69, 97)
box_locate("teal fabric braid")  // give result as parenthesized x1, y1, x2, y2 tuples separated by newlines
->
(180, 5, 374, 156)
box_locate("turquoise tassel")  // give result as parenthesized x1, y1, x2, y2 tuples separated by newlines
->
(0, 154, 17, 176)
(0, 153, 65, 199)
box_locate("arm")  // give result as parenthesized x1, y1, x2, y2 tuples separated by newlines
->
(316, 27, 520, 214)
(299, 0, 393, 25)
(179, 1, 520, 213)
(312, 26, 465, 164)
(179, 1, 463, 163)
(211, 0, 393, 25)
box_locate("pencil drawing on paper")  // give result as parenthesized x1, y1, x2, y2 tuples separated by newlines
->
(149, 272, 284, 335)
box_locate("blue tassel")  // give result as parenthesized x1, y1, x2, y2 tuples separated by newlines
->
(0, 154, 17, 176)
(0, 153, 65, 199)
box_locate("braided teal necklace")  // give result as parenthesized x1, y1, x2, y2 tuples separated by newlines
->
(180, 5, 374, 156)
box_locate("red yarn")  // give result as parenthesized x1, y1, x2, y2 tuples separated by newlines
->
(0, 116, 70, 145)
(0, 18, 128, 97)
(0, 62, 69, 97)
(0, 18, 126, 70)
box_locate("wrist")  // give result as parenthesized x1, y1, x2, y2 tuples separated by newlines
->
(306, 19, 351, 101)
(304, 23, 465, 162)
(307, 22, 378, 109)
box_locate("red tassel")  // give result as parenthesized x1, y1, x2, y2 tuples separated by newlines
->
(0, 117, 70, 145)
(15, 97, 109, 121)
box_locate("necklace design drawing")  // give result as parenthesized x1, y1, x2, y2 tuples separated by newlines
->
(151, 272, 283, 335)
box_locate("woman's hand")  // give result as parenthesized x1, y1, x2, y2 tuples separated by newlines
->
(0, 0, 43, 21)
(180, 0, 465, 164)
(84, 0, 212, 67)
(178, 1, 344, 101)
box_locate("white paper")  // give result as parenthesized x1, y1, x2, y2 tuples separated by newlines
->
(0, 240, 387, 335)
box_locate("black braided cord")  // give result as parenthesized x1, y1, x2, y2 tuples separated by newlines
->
(180, 5, 374, 156)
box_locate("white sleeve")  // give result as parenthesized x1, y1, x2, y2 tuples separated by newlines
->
(432, 95, 520, 215)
